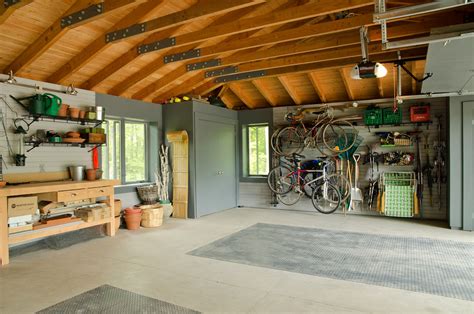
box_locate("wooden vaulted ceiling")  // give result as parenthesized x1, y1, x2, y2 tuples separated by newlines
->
(0, 0, 471, 110)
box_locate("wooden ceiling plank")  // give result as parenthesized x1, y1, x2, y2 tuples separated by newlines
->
(252, 80, 278, 106)
(278, 76, 302, 105)
(208, 48, 428, 85)
(3, 0, 145, 74)
(142, 0, 373, 50)
(185, 18, 444, 72)
(92, 1, 267, 93)
(228, 83, 259, 109)
(179, 13, 374, 64)
(339, 68, 355, 100)
(107, 0, 266, 42)
(127, 0, 291, 99)
(307, 72, 327, 103)
(0, 0, 34, 24)
(49, 0, 167, 84)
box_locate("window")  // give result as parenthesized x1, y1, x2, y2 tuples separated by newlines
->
(248, 124, 269, 176)
(102, 118, 148, 184)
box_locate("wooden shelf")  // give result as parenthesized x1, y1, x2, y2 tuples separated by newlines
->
(8, 218, 112, 245)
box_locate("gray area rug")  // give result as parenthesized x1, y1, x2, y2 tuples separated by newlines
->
(37, 285, 199, 314)
(189, 223, 474, 301)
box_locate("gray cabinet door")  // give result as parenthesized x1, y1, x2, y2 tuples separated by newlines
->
(195, 117, 237, 217)
(463, 101, 474, 230)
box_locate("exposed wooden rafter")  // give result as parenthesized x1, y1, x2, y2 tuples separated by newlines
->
(307, 72, 327, 103)
(228, 83, 260, 109)
(252, 80, 278, 106)
(3, 0, 145, 74)
(0, 0, 34, 24)
(278, 76, 303, 105)
(105, 0, 265, 42)
(48, 0, 168, 84)
(339, 68, 355, 100)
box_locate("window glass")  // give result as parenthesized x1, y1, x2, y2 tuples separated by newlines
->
(248, 124, 269, 176)
(102, 119, 121, 180)
(124, 122, 147, 183)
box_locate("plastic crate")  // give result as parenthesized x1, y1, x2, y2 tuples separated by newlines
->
(364, 107, 383, 126)
(382, 108, 402, 125)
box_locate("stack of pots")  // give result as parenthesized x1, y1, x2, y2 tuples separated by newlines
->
(124, 207, 142, 230)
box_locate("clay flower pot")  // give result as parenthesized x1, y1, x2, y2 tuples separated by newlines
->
(69, 107, 80, 119)
(85, 169, 96, 181)
(124, 208, 142, 230)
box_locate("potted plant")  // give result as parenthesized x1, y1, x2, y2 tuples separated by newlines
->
(155, 145, 173, 218)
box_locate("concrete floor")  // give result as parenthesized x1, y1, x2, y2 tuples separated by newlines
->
(1, 207, 473, 313)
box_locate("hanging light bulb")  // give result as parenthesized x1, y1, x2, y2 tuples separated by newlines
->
(6, 70, 17, 84)
(67, 83, 78, 95)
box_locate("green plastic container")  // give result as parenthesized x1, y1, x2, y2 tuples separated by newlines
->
(364, 107, 383, 126)
(382, 108, 402, 125)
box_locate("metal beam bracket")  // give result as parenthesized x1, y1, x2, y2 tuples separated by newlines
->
(164, 49, 201, 63)
(205, 66, 239, 78)
(186, 59, 222, 71)
(61, 3, 104, 28)
(214, 70, 266, 83)
(4, 0, 20, 8)
(106, 23, 147, 43)
(138, 38, 176, 54)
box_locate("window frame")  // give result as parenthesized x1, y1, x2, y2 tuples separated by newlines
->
(245, 123, 270, 178)
(102, 117, 150, 185)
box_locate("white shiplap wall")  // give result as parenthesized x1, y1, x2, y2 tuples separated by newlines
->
(239, 98, 449, 220)
(0, 75, 95, 175)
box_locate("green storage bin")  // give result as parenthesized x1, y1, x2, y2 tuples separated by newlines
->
(364, 107, 383, 126)
(382, 108, 402, 125)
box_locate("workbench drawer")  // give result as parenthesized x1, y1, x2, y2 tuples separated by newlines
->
(57, 189, 89, 202)
(88, 186, 113, 198)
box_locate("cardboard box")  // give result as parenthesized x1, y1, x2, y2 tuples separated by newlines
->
(8, 196, 38, 218)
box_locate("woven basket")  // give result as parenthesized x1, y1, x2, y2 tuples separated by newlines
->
(137, 185, 159, 205)
(140, 204, 163, 228)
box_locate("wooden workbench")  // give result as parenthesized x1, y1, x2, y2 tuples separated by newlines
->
(0, 179, 119, 266)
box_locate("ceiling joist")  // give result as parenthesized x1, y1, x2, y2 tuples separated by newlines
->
(0, 0, 34, 24)
(49, 0, 168, 84)
(105, 0, 265, 43)
(3, 0, 145, 74)
(278, 76, 303, 105)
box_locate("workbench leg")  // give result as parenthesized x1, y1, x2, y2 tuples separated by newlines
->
(105, 193, 115, 237)
(0, 197, 9, 265)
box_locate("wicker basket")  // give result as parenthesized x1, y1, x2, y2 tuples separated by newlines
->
(140, 204, 163, 228)
(137, 185, 158, 205)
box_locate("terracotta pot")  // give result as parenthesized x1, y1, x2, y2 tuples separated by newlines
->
(124, 212, 142, 230)
(125, 207, 141, 215)
(69, 107, 80, 119)
(85, 169, 96, 181)
(58, 104, 69, 117)
(79, 110, 86, 119)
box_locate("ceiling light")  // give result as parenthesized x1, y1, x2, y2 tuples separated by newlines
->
(6, 70, 17, 84)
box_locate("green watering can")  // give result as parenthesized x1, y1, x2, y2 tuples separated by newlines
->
(10, 93, 62, 116)
(43, 93, 62, 116)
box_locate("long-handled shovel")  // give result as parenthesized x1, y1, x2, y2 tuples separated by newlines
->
(350, 154, 364, 210)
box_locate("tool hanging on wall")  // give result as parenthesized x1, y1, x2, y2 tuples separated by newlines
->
(350, 153, 364, 211)
(414, 132, 423, 217)
(366, 149, 379, 211)
(433, 115, 446, 211)
(422, 133, 434, 206)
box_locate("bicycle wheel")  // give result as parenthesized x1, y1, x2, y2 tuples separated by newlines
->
(323, 120, 357, 153)
(267, 166, 294, 194)
(327, 173, 351, 202)
(270, 127, 282, 155)
(311, 182, 341, 214)
(276, 126, 304, 155)
(277, 188, 303, 205)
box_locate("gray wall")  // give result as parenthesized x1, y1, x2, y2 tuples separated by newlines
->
(96, 93, 163, 208)
(449, 96, 474, 230)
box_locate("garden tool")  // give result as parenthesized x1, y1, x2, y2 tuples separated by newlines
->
(350, 153, 363, 210)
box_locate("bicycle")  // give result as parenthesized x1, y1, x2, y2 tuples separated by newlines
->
(273, 107, 358, 157)
(267, 153, 342, 214)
